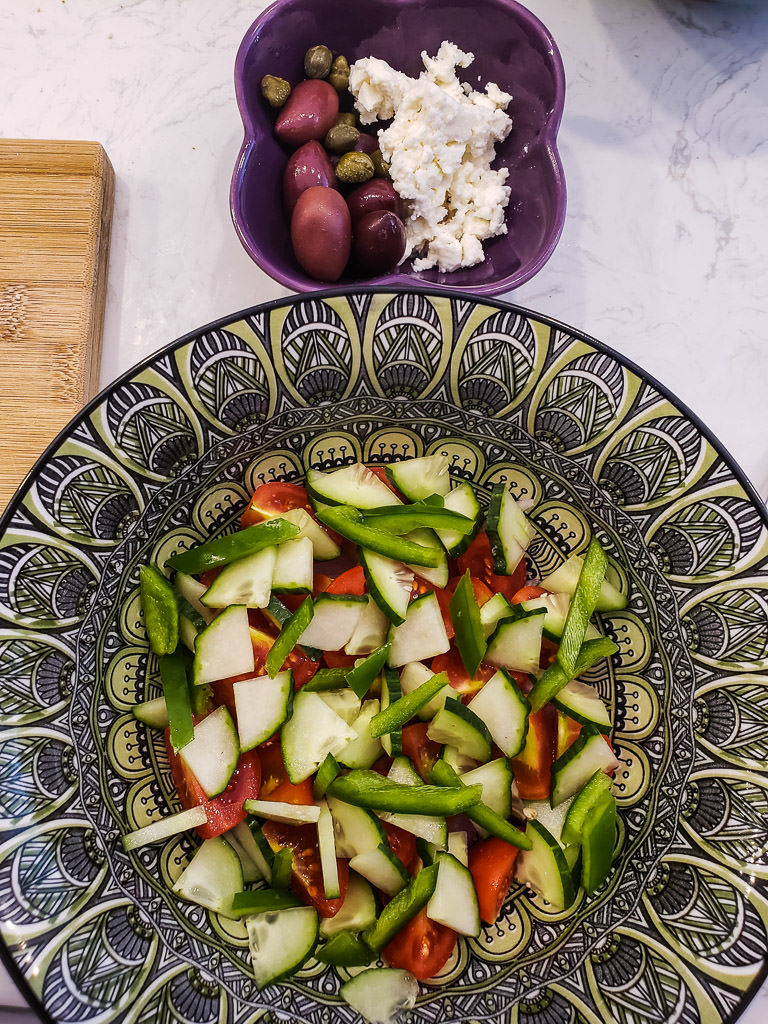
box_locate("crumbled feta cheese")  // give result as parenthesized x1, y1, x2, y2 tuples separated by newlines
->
(348, 41, 512, 273)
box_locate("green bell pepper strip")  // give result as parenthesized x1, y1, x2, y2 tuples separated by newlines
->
(188, 681, 212, 719)
(140, 565, 179, 655)
(557, 539, 608, 678)
(270, 847, 293, 890)
(346, 644, 391, 699)
(561, 769, 614, 847)
(580, 791, 617, 893)
(229, 890, 301, 916)
(528, 636, 619, 713)
(362, 863, 439, 951)
(302, 667, 351, 692)
(314, 506, 441, 567)
(361, 505, 475, 536)
(429, 760, 532, 851)
(166, 518, 299, 574)
(158, 650, 193, 752)
(326, 770, 482, 816)
(264, 594, 322, 660)
(265, 596, 314, 678)
(317, 931, 375, 966)
(449, 570, 486, 676)
(313, 753, 341, 799)
(369, 672, 451, 737)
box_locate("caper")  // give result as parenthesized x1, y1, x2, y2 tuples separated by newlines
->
(329, 55, 350, 92)
(336, 151, 375, 184)
(325, 122, 360, 154)
(260, 74, 291, 108)
(371, 149, 391, 179)
(304, 44, 333, 79)
(336, 112, 357, 127)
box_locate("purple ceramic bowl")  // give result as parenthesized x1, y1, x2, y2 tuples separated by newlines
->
(231, 0, 566, 295)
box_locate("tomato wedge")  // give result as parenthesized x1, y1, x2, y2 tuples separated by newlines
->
(468, 836, 520, 924)
(431, 647, 495, 696)
(325, 566, 366, 595)
(401, 723, 442, 782)
(165, 733, 262, 840)
(511, 585, 547, 604)
(457, 532, 526, 602)
(261, 820, 348, 918)
(510, 704, 557, 800)
(258, 739, 315, 805)
(241, 481, 311, 528)
(381, 820, 417, 873)
(382, 907, 457, 980)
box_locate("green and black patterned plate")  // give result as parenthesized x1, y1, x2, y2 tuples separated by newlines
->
(0, 288, 766, 1024)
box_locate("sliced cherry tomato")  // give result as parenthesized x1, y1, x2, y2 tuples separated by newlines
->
(323, 650, 358, 669)
(325, 566, 366, 595)
(241, 481, 310, 528)
(382, 907, 457, 980)
(401, 723, 442, 782)
(511, 585, 547, 604)
(381, 820, 417, 872)
(510, 704, 557, 800)
(165, 731, 262, 840)
(313, 573, 332, 596)
(446, 574, 494, 607)
(457, 531, 527, 602)
(468, 837, 520, 925)
(258, 739, 315, 805)
(431, 647, 495, 696)
(261, 820, 348, 918)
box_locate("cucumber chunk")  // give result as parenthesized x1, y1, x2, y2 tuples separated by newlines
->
(349, 844, 410, 895)
(360, 549, 413, 625)
(200, 545, 276, 609)
(551, 726, 619, 807)
(539, 552, 628, 612)
(193, 604, 254, 686)
(340, 968, 419, 1024)
(486, 483, 534, 575)
(297, 593, 367, 651)
(479, 592, 514, 639)
(233, 671, 293, 751)
(385, 454, 451, 501)
(122, 805, 208, 852)
(281, 690, 359, 783)
(179, 705, 240, 797)
(133, 695, 169, 729)
(307, 464, 401, 509)
(516, 819, 576, 911)
(466, 669, 530, 757)
(404, 528, 449, 589)
(434, 482, 483, 558)
(318, 689, 362, 725)
(172, 836, 243, 916)
(247, 905, 318, 989)
(552, 678, 611, 733)
(337, 699, 384, 769)
(279, 506, 341, 560)
(387, 591, 450, 668)
(378, 757, 448, 848)
(400, 662, 453, 720)
(326, 796, 388, 857)
(485, 608, 546, 675)
(459, 757, 514, 819)
(345, 595, 391, 655)
(427, 697, 492, 763)
(317, 799, 341, 899)
(243, 799, 320, 825)
(271, 536, 314, 593)
(426, 852, 481, 936)
(319, 872, 377, 938)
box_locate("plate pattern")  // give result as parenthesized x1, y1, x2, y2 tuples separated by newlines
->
(0, 290, 766, 1024)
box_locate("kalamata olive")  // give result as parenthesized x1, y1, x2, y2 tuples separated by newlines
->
(346, 179, 404, 225)
(354, 132, 378, 155)
(352, 210, 406, 275)
(274, 80, 339, 149)
(291, 186, 351, 282)
(283, 140, 336, 215)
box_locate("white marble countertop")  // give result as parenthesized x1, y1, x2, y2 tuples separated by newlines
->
(2, 0, 768, 1020)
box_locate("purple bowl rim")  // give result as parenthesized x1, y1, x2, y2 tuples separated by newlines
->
(229, 0, 567, 296)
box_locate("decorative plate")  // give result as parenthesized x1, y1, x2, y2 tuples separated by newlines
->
(0, 288, 766, 1024)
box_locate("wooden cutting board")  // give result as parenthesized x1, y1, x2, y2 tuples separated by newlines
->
(0, 139, 114, 511)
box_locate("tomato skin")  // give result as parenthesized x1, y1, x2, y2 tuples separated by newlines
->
(258, 739, 315, 805)
(261, 820, 348, 917)
(325, 566, 366, 595)
(165, 733, 262, 839)
(401, 723, 442, 782)
(382, 907, 457, 980)
(431, 647, 495, 696)
(468, 837, 520, 924)
(510, 704, 557, 800)
(457, 531, 527, 601)
(381, 820, 417, 872)
(241, 482, 310, 528)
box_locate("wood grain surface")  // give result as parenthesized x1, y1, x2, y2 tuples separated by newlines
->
(0, 139, 114, 511)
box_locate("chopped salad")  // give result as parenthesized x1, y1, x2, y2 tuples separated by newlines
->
(127, 456, 625, 1022)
